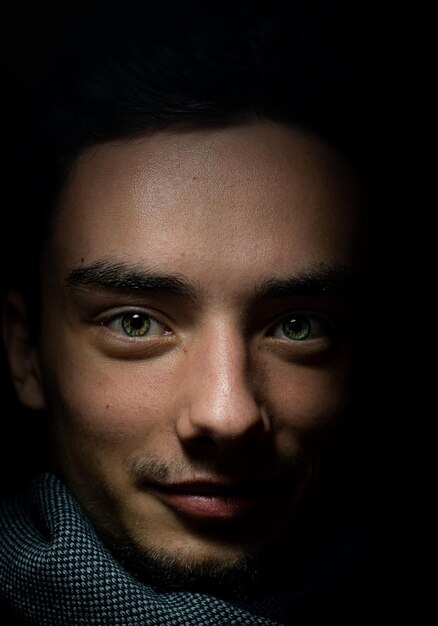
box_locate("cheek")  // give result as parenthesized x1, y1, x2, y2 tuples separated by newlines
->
(264, 360, 351, 433)
(45, 341, 173, 448)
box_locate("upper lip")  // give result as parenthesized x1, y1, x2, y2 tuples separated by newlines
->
(150, 480, 273, 497)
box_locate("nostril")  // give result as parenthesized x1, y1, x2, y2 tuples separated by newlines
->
(180, 435, 218, 461)
(180, 424, 276, 469)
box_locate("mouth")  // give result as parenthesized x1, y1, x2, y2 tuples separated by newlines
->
(148, 480, 281, 521)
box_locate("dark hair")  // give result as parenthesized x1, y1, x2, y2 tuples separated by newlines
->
(4, 0, 383, 297)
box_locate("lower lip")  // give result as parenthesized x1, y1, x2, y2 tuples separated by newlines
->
(154, 490, 265, 520)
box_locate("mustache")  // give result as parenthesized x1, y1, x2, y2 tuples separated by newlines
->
(129, 452, 310, 489)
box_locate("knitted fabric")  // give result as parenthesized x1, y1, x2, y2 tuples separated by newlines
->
(0, 473, 285, 625)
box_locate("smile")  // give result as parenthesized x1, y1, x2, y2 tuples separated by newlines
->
(149, 481, 274, 520)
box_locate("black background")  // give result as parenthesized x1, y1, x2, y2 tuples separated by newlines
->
(0, 0, 425, 616)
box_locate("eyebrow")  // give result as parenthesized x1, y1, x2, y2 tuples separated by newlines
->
(255, 265, 356, 300)
(66, 260, 198, 300)
(66, 260, 356, 302)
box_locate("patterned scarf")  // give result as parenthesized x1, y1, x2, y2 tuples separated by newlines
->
(0, 473, 291, 625)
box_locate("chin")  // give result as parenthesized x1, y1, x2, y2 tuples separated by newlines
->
(98, 505, 298, 600)
(107, 531, 280, 597)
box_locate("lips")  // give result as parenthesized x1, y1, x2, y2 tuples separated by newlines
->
(149, 480, 274, 520)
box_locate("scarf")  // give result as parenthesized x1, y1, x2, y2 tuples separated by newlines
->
(0, 473, 288, 626)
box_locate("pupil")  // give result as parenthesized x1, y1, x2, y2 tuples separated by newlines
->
(130, 314, 144, 329)
(284, 316, 310, 340)
(122, 313, 150, 336)
(288, 319, 303, 332)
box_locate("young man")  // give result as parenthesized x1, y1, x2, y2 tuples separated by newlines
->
(0, 2, 391, 623)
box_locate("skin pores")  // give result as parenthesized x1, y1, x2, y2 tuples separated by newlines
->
(15, 121, 365, 575)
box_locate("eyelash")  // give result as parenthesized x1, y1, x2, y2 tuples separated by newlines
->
(100, 309, 171, 339)
(267, 312, 337, 342)
(100, 307, 339, 344)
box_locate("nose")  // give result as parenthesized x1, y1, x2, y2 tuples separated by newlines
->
(175, 319, 271, 453)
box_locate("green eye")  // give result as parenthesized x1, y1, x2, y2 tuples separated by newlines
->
(104, 310, 172, 339)
(121, 313, 151, 337)
(282, 316, 312, 340)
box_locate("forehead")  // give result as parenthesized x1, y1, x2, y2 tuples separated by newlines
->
(48, 121, 363, 288)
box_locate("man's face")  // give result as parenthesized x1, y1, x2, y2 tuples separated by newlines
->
(31, 121, 364, 579)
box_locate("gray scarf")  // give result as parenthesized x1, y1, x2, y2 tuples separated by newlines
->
(0, 473, 288, 625)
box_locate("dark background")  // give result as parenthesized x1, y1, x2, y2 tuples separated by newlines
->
(0, 0, 424, 613)
(0, 1, 111, 493)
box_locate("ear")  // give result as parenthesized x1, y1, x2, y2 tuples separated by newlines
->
(2, 291, 46, 410)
